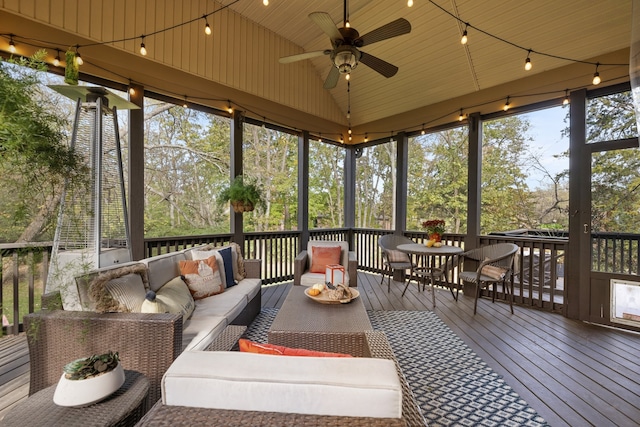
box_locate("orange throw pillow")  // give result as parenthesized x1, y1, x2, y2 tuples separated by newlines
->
(309, 246, 342, 274)
(238, 339, 353, 357)
(178, 256, 224, 299)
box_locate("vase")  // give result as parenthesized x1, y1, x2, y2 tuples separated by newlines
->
(429, 233, 442, 242)
(53, 362, 125, 407)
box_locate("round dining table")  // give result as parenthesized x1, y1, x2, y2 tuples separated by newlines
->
(397, 243, 463, 307)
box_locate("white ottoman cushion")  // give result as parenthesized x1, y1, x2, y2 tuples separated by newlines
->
(162, 350, 402, 419)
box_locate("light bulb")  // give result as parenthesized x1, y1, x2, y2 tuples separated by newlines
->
(263, 0, 269, 5)
(227, 104, 233, 114)
(524, 57, 532, 71)
(348, 135, 352, 142)
(461, 30, 468, 45)
(592, 72, 601, 85)
(458, 110, 464, 121)
(563, 97, 569, 105)
(348, 128, 352, 135)
(407, 0, 414, 6)
(563, 90, 569, 105)
(53, 53, 61, 67)
(75, 52, 83, 66)
(503, 97, 511, 111)
(205, 23, 212, 35)
(140, 42, 147, 56)
(345, 73, 350, 81)
(364, 134, 368, 142)
(345, 20, 350, 28)
(129, 87, 136, 96)
(421, 129, 426, 135)
(8, 38, 16, 54)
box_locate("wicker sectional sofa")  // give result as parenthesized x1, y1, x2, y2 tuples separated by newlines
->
(25, 244, 262, 406)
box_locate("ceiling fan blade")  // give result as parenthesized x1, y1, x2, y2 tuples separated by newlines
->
(323, 66, 340, 90)
(309, 12, 344, 43)
(355, 18, 411, 47)
(279, 50, 330, 64)
(359, 52, 398, 78)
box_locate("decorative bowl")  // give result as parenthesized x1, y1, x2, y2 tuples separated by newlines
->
(53, 362, 125, 407)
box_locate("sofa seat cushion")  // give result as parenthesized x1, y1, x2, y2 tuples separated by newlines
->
(181, 315, 228, 352)
(162, 351, 402, 419)
(299, 271, 350, 287)
(192, 290, 248, 324)
(229, 278, 261, 302)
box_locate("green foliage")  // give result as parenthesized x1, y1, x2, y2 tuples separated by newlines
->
(218, 175, 264, 211)
(63, 351, 120, 380)
(0, 52, 81, 178)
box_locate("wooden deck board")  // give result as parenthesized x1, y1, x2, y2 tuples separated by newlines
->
(1, 271, 639, 426)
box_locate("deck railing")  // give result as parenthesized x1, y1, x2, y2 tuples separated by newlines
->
(0, 229, 631, 335)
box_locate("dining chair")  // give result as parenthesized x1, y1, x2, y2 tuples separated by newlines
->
(377, 234, 418, 294)
(457, 242, 520, 314)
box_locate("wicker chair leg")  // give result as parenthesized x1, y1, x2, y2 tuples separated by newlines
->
(473, 282, 481, 315)
(507, 279, 514, 314)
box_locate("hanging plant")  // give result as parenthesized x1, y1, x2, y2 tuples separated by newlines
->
(218, 175, 264, 213)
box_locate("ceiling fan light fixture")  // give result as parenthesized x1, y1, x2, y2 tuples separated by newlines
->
(333, 46, 360, 74)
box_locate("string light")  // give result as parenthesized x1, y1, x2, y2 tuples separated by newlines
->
(524, 50, 532, 71)
(458, 109, 464, 121)
(263, 0, 269, 5)
(421, 124, 425, 135)
(407, 0, 414, 6)
(503, 96, 510, 111)
(227, 101, 233, 114)
(460, 24, 468, 45)
(129, 80, 135, 96)
(345, 73, 350, 81)
(183, 96, 188, 108)
(139, 36, 147, 56)
(592, 63, 601, 85)
(204, 16, 212, 35)
(364, 133, 368, 142)
(75, 47, 83, 65)
(563, 89, 569, 105)
(53, 49, 61, 67)
(8, 35, 16, 53)
(318, 132, 322, 142)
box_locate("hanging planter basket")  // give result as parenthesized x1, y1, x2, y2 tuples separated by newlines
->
(231, 200, 255, 213)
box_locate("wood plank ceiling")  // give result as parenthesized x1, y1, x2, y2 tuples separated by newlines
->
(229, 0, 632, 131)
(0, 0, 633, 141)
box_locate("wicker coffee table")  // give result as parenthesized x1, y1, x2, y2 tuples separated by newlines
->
(268, 285, 373, 355)
(2, 370, 149, 427)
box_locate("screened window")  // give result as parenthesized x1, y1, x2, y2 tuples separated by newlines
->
(144, 98, 231, 236)
(309, 139, 345, 229)
(408, 127, 468, 234)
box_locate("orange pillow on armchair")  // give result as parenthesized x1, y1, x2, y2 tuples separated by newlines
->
(309, 246, 342, 273)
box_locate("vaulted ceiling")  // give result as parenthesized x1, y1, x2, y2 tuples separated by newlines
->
(1, 1, 633, 143)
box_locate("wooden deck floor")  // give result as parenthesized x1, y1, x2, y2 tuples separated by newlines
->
(2, 271, 639, 426)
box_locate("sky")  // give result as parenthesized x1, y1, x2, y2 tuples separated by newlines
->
(521, 106, 569, 189)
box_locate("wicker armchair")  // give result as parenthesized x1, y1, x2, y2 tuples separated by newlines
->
(24, 310, 183, 407)
(377, 234, 418, 294)
(294, 240, 357, 287)
(458, 243, 519, 314)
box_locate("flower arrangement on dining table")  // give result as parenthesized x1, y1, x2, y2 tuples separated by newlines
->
(422, 219, 445, 242)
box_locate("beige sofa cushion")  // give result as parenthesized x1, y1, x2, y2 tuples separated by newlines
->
(163, 351, 403, 419)
(143, 252, 186, 292)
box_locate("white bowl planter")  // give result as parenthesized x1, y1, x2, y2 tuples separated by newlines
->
(53, 362, 125, 407)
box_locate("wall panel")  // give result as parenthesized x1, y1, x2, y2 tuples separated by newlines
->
(0, 0, 345, 125)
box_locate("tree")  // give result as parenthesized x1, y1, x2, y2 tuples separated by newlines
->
(0, 52, 83, 242)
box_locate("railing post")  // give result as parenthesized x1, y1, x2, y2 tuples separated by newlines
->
(230, 109, 245, 246)
(345, 146, 356, 250)
(298, 132, 310, 251)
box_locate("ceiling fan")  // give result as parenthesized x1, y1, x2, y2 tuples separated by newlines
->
(278, 1, 411, 89)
